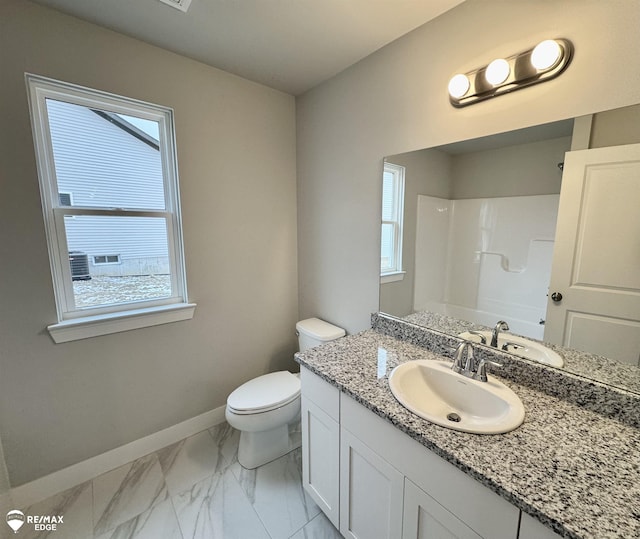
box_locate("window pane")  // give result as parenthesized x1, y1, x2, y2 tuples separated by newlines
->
(381, 223, 395, 272)
(382, 171, 395, 221)
(46, 99, 165, 210)
(64, 215, 172, 309)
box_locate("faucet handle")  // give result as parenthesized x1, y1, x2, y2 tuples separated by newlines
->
(501, 341, 523, 352)
(452, 341, 473, 374)
(463, 346, 476, 372)
(473, 358, 503, 382)
(468, 330, 487, 344)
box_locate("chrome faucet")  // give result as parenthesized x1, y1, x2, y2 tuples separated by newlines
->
(452, 341, 502, 382)
(491, 320, 509, 348)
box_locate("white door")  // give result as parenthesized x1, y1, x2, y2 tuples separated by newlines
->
(402, 479, 483, 539)
(544, 143, 640, 365)
(339, 428, 404, 539)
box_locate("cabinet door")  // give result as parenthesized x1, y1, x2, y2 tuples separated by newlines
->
(340, 427, 403, 539)
(301, 397, 340, 527)
(518, 512, 563, 539)
(403, 478, 482, 539)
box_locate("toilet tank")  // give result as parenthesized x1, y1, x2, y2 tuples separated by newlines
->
(296, 318, 345, 352)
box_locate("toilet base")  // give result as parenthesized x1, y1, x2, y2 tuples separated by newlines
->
(237, 421, 301, 469)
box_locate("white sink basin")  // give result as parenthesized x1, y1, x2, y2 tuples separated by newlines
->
(388, 360, 525, 434)
(458, 331, 564, 368)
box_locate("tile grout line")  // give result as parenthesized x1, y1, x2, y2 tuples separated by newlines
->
(227, 463, 273, 538)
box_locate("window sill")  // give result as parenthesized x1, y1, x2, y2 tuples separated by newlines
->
(47, 302, 197, 343)
(380, 271, 406, 284)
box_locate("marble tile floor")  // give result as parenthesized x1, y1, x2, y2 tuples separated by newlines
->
(7, 423, 342, 539)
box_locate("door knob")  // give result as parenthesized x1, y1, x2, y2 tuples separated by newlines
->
(551, 292, 563, 302)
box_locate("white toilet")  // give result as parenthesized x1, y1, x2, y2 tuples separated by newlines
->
(225, 318, 345, 469)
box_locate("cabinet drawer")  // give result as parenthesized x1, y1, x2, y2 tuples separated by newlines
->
(301, 366, 340, 420)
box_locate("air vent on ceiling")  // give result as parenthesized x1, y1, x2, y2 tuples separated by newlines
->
(157, 0, 192, 13)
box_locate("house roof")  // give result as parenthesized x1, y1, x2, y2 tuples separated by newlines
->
(92, 110, 160, 151)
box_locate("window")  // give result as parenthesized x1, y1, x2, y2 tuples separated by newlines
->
(381, 162, 405, 283)
(93, 255, 121, 265)
(27, 74, 195, 343)
(58, 192, 73, 206)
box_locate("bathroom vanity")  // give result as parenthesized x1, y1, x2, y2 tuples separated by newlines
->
(295, 317, 640, 539)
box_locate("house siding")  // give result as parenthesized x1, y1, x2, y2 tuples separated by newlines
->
(47, 99, 169, 275)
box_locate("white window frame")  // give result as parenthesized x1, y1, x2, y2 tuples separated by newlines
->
(26, 74, 195, 343)
(380, 162, 406, 284)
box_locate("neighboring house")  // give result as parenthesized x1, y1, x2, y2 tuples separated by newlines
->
(47, 99, 170, 277)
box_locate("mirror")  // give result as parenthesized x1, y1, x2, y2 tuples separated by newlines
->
(380, 104, 640, 394)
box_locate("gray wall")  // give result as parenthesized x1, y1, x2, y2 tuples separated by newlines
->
(0, 1, 297, 486)
(0, 435, 8, 496)
(450, 136, 571, 199)
(590, 103, 640, 148)
(297, 0, 640, 335)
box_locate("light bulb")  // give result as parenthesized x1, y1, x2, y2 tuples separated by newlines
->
(485, 59, 510, 85)
(531, 39, 562, 70)
(448, 74, 470, 98)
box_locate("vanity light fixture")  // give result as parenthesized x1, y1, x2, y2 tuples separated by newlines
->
(448, 38, 573, 107)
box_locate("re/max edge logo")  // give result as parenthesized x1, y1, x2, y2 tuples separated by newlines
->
(6, 510, 64, 534)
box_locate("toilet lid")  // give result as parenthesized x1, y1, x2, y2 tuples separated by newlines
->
(227, 371, 300, 414)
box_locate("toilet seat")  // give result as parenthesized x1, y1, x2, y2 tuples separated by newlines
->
(227, 371, 300, 415)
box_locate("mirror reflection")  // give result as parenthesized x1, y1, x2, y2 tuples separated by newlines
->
(380, 104, 640, 391)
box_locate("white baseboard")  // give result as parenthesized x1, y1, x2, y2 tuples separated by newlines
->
(9, 405, 226, 509)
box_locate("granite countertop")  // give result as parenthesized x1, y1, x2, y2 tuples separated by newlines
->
(295, 330, 640, 539)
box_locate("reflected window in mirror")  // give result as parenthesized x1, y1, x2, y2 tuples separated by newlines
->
(381, 162, 405, 283)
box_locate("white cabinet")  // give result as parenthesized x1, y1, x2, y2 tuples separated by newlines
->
(300, 367, 521, 539)
(300, 369, 340, 528)
(340, 392, 519, 539)
(518, 512, 563, 539)
(403, 478, 482, 539)
(340, 428, 403, 539)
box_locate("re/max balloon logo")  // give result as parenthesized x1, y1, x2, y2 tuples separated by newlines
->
(6, 510, 24, 533)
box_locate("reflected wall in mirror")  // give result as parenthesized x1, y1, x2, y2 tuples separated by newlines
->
(380, 103, 640, 391)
